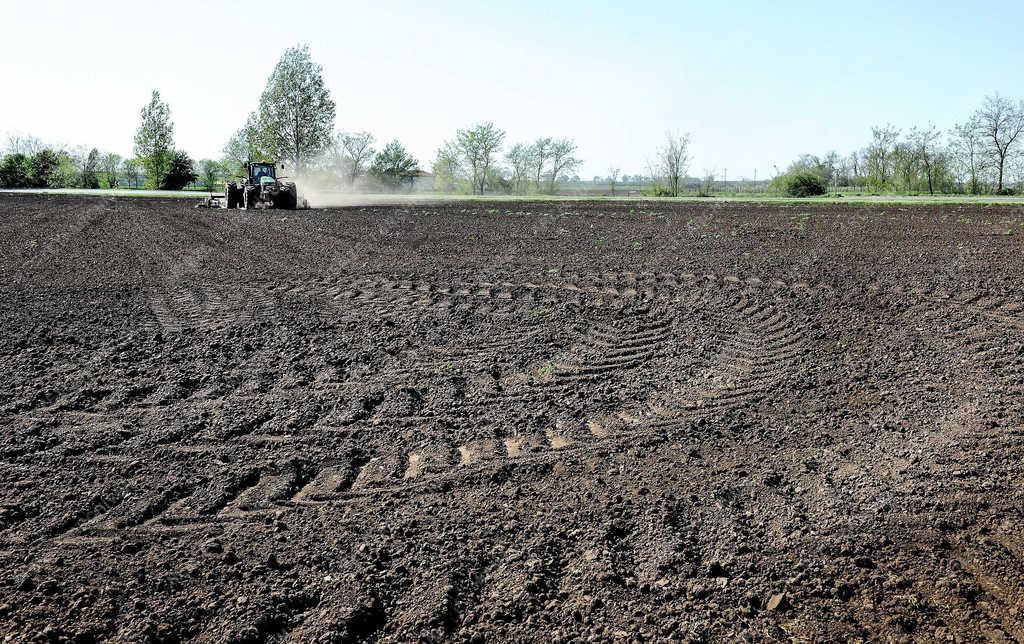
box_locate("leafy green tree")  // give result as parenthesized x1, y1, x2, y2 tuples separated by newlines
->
(370, 140, 419, 188)
(134, 90, 175, 188)
(335, 131, 376, 184)
(865, 125, 900, 191)
(256, 45, 335, 169)
(74, 148, 102, 188)
(199, 159, 223, 192)
(431, 140, 465, 193)
(47, 152, 79, 188)
(456, 122, 505, 195)
(122, 158, 141, 189)
(0, 154, 32, 187)
(30, 149, 61, 187)
(100, 153, 122, 188)
(505, 143, 532, 194)
(162, 151, 197, 190)
(222, 113, 268, 172)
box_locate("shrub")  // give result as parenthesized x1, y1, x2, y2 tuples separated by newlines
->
(781, 171, 827, 198)
(995, 187, 1017, 196)
(647, 183, 675, 197)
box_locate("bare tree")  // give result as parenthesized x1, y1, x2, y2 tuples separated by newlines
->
(505, 143, 533, 194)
(846, 151, 863, 186)
(891, 140, 920, 192)
(656, 132, 691, 197)
(975, 94, 1024, 192)
(908, 125, 942, 195)
(336, 131, 376, 184)
(700, 168, 715, 197)
(455, 122, 505, 195)
(529, 137, 552, 192)
(547, 138, 581, 192)
(608, 167, 620, 196)
(949, 119, 986, 194)
(5, 133, 43, 156)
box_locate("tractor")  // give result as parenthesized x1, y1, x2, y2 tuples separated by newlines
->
(198, 161, 303, 209)
(226, 161, 299, 209)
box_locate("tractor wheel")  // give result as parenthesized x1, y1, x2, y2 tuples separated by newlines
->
(287, 190, 298, 209)
(244, 187, 259, 210)
(225, 185, 239, 209)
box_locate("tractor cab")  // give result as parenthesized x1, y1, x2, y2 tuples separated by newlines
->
(248, 162, 278, 184)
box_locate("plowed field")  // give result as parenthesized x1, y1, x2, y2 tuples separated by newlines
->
(2, 194, 1023, 642)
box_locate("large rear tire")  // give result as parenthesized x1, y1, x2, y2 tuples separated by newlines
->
(225, 185, 239, 209)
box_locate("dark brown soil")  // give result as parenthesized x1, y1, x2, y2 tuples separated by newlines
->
(2, 194, 1024, 642)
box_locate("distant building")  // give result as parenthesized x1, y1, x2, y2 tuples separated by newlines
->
(411, 170, 434, 193)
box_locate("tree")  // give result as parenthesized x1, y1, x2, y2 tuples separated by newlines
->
(45, 151, 78, 189)
(5, 133, 42, 156)
(256, 44, 336, 169)
(74, 147, 101, 189)
(529, 137, 552, 192)
(908, 125, 942, 195)
(891, 140, 919, 192)
(655, 132, 691, 197)
(0, 154, 32, 187)
(950, 119, 985, 194)
(456, 122, 505, 195)
(100, 153, 122, 188)
(547, 138, 582, 192)
(432, 141, 464, 193)
(30, 149, 61, 188)
(199, 159, 222, 192)
(336, 131, 376, 184)
(505, 143, 533, 194)
(844, 151, 863, 187)
(122, 158, 141, 189)
(975, 94, 1024, 192)
(608, 167, 620, 195)
(699, 169, 716, 197)
(370, 140, 419, 189)
(162, 151, 197, 190)
(222, 113, 268, 171)
(134, 90, 175, 189)
(865, 125, 900, 191)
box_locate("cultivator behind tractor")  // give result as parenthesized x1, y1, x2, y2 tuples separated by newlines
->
(197, 161, 307, 209)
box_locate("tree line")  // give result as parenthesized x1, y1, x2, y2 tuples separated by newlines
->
(5, 42, 1022, 197)
(0, 44, 685, 196)
(0, 92, 201, 191)
(776, 94, 1024, 196)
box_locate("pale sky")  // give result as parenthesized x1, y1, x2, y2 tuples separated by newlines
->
(2, 0, 1022, 179)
